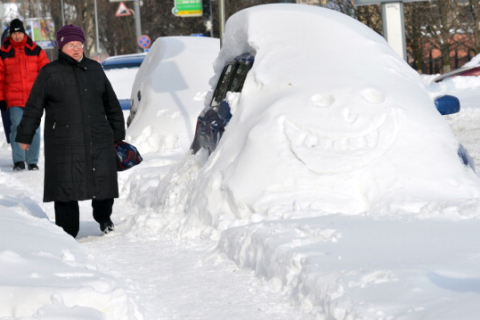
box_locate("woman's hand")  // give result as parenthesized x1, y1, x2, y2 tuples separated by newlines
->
(19, 143, 30, 150)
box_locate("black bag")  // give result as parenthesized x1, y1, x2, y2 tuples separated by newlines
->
(115, 141, 143, 171)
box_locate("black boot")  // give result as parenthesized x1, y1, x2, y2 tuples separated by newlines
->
(54, 201, 80, 238)
(100, 220, 115, 234)
(28, 164, 39, 171)
(92, 199, 114, 234)
(13, 162, 25, 171)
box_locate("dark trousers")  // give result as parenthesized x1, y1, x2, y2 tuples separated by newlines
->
(54, 198, 114, 238)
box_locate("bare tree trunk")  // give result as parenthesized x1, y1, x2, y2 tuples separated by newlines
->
(404, 3, 427, 73)
(462, 0, 480, 56)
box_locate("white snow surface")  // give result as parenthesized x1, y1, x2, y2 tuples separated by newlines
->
(105, 67, 140, 101)
(2, 4, 480, 320)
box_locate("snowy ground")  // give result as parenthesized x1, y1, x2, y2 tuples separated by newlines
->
(2, 96, 480, 319)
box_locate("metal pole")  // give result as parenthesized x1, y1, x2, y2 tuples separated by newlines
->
(209, 2, 214, 38)
(60, 0, 65, 25)
(219, 0, 225, 46)
(133, 0, 142, 52)
(205, 0, 213, 38)
(382, 1, 407, 61)
(94, 0, 100, 56)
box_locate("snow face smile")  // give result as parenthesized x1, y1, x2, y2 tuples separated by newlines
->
(283, 90, 399, 174)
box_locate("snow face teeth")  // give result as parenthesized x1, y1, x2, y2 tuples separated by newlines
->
(283, 104, 398, 174)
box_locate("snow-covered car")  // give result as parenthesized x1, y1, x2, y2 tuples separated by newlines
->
(182, 3, 480, 220)
(102, 53, 147, 110)
(125, 36, 220, 154)
(433, 65, 480, 83)
(433, 54, 480, 83)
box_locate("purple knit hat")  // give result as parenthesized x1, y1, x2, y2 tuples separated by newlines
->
(56, 24, 85, 49)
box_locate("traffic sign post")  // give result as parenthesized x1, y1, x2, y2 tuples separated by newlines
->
(137, 35, 151, 49)
(172, 0, 203, 17)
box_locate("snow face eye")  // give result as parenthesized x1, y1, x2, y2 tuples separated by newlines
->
(311, 93, 335, 108)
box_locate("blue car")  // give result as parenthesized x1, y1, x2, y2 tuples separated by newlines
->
(101, 53, 146, 70)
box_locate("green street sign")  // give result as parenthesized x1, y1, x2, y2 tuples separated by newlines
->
(172, 0, 203, 17)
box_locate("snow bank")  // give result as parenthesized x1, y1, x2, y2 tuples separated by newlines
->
(0, 208, 142, 319)
(217, 214, 480, 319)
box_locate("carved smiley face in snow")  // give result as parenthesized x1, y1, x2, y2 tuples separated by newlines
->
(283, 88, 399, 174)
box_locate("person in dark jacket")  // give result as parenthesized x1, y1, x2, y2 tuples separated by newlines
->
(16, 24, 126, 238)
(0, 19, 49, 170)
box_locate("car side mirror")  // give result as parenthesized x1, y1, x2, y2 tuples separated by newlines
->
(435, 95, 460, 115)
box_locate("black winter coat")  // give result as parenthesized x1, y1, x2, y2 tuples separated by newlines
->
(16, 51, 125, 202)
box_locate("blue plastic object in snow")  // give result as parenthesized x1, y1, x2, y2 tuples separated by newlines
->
(435, 95, 460, 115)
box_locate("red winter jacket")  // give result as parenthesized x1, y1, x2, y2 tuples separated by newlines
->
(0, 35, 49, 108)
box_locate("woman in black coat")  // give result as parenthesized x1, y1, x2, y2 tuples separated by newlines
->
(16, 25, 125, 238)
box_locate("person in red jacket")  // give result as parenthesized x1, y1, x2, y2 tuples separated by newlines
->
(0, 19, 49, 171)
(0, 27, 12, 144)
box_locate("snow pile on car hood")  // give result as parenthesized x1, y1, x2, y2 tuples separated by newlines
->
(131, 4, 480, 235)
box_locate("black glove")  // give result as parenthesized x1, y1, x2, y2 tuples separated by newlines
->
(0, 100, 6, 111)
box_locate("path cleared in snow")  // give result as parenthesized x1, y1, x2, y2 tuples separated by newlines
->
(80, 225, 304, 320)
